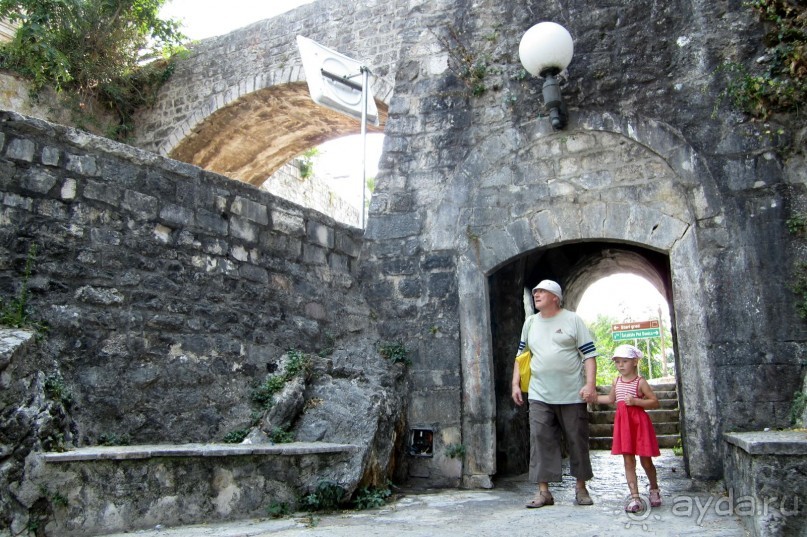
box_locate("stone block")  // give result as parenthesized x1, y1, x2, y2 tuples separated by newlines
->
(238, 263, 268, 284)
(272, 209, 305, 236)
(41, 146, 60, 166)
(196, 208, 229, 236)
(364, 213, 421, 240)
(334, 231, 361, 258)
(231, 196, 269, 225)
(122, 190, 159, 220)
(230, 216, 258, 243)
(303, 244, 327, 265)
(84, 179, 121, 206)
(65, 153, 99, 176)
(160, 204, 194, 227)
(328, 252, 350, 272)
(306, 221, 334, 248)
(20, 169, 58, 195)
(723, 432, 807, 537)
(5, 138, 35, 162)
(421, 252, 455, 271)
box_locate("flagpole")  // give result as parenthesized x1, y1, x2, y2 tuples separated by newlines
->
(360, 66, 369, 229)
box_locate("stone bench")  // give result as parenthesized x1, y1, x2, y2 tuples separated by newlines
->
(30, 442, 359, 537)
(723, 431, 807, 537)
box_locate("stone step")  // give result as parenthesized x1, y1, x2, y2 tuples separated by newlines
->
(595, 385, 677, 399)
(590, 434, 681, 451)
(589, 398, 678, 411)
(590, 421, 680, 437)
(588, 409, 680, 425)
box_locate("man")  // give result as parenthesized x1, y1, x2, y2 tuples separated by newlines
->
(511, 279, 598, 508)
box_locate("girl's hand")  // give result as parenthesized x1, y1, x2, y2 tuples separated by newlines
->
(625, 395, 635, 406)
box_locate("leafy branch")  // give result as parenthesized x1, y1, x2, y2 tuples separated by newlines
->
(0, 0, 187, 140)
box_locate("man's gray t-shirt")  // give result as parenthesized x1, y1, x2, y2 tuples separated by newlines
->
(519, 309, 597, 404)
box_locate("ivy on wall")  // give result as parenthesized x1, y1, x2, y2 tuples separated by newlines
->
(720, 0, 806, 119)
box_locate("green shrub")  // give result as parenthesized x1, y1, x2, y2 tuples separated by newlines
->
(352, 484, 392, 510)
(0, 243, 46, 333)
(251, 351, 311, 409)
(98, 433, 131, 446)
(266, 501, 290, 518)
(43, 374, 73, 405)
(0, 0, 186, 140)
(790, 391, 807, 425)
(378, 341, 411, 366)
(299, 479, 345, 512)
(444, 443, 466, 459)
(716, 1, 806, 119)
(268, 426, 294, 444)
(222, 429, 249, 444)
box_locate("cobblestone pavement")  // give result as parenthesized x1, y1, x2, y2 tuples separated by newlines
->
(101, 450, 749, 537)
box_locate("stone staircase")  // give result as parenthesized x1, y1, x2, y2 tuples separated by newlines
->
(589, 381, 680, 450)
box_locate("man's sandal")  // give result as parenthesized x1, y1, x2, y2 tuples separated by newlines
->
(575, 488, 594, 506)
(526, 490, 554, 508)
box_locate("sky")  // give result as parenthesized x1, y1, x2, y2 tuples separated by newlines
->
(158, 1, 671, 325)
(160, 0, 315, 41)
(576, 274, 670, 325)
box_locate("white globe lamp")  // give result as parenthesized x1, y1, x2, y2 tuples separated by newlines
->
(518, 22, 574, 129)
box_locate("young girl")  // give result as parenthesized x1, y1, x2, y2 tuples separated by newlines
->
(597, 344, 662, 512)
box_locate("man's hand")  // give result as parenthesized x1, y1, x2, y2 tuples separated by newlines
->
(512, 385, 524, 406)
(579, 385, 597, 403)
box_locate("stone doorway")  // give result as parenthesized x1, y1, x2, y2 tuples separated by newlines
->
(488, 242, 678, 478)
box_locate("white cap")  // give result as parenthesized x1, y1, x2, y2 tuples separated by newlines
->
(612, 344, 643, 360)
(532, 280, 562, 301)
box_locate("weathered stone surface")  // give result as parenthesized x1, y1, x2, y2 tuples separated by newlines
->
(0, 111, 403, 534)
(28, 444, 359, 536)
(723, 432, 807, 537)
(2, 0, 807, 534)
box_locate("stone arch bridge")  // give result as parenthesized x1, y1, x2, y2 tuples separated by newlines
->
(133, 0, 402, 187)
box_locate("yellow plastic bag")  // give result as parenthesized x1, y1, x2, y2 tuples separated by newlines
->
(515, 349, 531, 393)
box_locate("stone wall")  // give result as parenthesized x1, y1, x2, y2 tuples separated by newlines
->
(723, 432, 807, 537)
(358, 0, 807, 485)
(262, 160, 361, 227)
(0, 110, 409, 532)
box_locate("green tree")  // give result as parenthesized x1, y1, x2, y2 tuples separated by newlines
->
(0, 0, 186, 139)
(588, 314, 673, 386)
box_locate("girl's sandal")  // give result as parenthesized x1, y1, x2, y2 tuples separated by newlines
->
(625, 497, 644, 513)
(649, 488, 662, 507)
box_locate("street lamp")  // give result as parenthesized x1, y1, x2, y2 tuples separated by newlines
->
(518, 22, 574, 130)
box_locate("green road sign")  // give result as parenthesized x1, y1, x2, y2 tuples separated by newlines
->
(612, 328, 660, 341)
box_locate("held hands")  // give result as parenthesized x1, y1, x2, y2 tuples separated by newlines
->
(579, 385, 598, 404)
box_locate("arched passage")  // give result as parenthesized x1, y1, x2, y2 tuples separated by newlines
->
(490, 243, 676, 477)
(453, 113, 726, 486)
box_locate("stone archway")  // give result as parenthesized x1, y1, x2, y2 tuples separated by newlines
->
(490, 243, 675, 477)
(455, 113, 724, 486)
